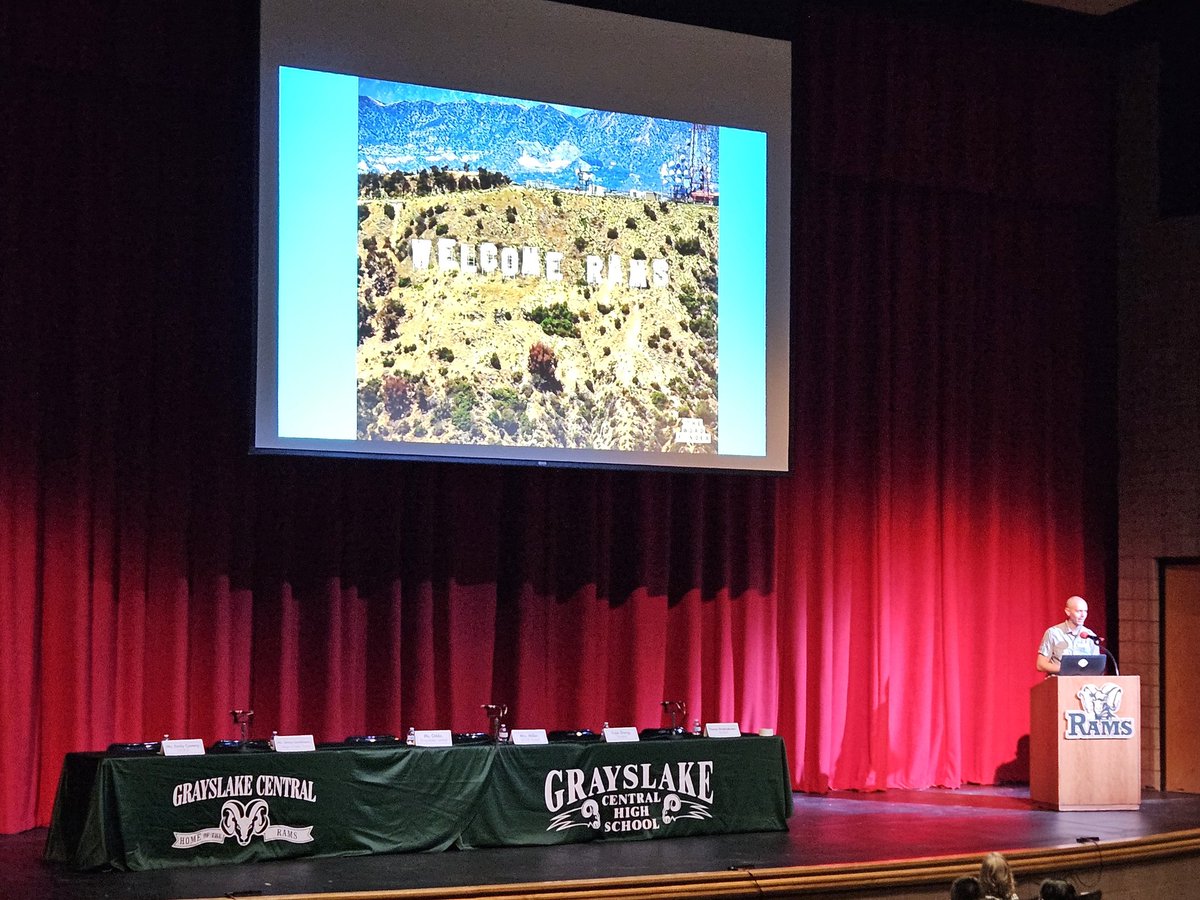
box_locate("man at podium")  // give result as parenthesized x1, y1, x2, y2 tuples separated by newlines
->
(1036, 595, 1100, 674)
(1029, 594, 1140, 810)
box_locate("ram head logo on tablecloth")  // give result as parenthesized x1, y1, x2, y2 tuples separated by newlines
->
(221, 799, 270, 846)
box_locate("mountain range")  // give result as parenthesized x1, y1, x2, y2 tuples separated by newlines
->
(357, 96, 717, 195)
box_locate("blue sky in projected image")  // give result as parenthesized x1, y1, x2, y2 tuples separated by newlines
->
(358, 78, 592, 117)
(355, 73, 718, 194)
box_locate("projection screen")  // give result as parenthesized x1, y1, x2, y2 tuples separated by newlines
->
(256, 0, 791, 472)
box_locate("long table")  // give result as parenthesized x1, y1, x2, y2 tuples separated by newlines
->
(44, 736, 792, 870)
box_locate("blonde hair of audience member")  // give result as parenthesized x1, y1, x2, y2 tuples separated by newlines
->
(979, 851, 1018, 900)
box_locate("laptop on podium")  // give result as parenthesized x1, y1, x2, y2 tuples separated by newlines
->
(1059, 654, 1107, 675)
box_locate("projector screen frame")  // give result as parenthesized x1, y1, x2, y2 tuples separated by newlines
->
(255, 0, 792, 475)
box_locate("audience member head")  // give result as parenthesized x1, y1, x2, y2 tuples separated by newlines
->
(979, 852, 1017, 899)
(1039, 879, 1077, 900)
(950, 875, 983, 900)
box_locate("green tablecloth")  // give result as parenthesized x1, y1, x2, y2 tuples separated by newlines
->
(45, 737, 791, 871)
(461, 736, 792, 847)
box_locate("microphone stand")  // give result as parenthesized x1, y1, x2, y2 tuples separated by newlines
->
(1095, 640, 1120, 676)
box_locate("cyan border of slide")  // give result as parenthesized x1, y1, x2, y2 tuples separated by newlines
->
(277, 66, 358, 439)
(715, 126, 767, 456)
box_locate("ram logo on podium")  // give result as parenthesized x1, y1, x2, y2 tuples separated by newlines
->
(1064, 682, 1136, 740)
(1031, 675, 1141, 810)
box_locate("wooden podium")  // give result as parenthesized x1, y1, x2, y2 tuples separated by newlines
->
(1030, 675, 1140, 810)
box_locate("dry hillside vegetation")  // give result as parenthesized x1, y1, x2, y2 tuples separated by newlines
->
(356, 178, 719, 453)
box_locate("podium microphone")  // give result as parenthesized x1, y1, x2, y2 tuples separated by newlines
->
(1084, 633, 1121, 676)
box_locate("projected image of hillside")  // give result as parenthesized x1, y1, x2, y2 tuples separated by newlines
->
(354, 79, 720, 453)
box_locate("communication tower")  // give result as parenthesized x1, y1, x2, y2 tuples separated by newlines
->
(660, 124, 718, 204)
(687, 124, 717, 204)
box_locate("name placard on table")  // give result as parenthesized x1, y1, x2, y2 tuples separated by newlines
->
(704, 722, 742, 738)
(161, 739, 206, 757)
(271, 734, 317, 752)
(602, 726, 640, 743)
(414, 730, 454, 747)
(510, 728, 549, 745)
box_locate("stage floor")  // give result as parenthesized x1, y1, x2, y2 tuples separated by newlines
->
(6, 787, 1200, 900)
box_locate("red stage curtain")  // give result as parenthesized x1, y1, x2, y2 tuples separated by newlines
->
(0, 4, 1114, 831)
